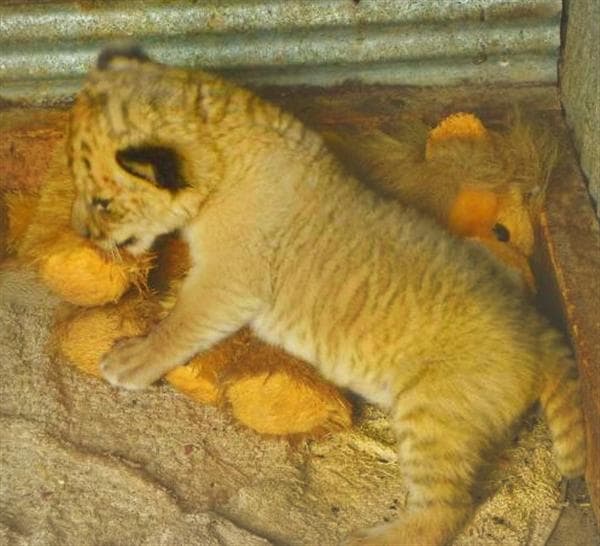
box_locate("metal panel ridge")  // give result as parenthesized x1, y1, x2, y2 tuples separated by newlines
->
(0, 0, 562, 105)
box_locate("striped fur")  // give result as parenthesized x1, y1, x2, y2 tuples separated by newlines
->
(68, 49, 586, 546)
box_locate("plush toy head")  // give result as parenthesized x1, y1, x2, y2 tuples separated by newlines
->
(426, 112, 557, 292)
(425, 112, 555, 255)
(324, 111, 557, 292)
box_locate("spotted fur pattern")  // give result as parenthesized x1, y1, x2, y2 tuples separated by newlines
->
(67, 49, 586, 546)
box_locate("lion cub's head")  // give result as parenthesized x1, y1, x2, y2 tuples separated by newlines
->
(68, 46, 226, 256)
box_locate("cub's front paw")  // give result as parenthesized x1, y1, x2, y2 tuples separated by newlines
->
(100, 336, 166, 390)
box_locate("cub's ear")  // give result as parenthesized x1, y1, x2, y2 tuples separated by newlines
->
(115, 146, 188, 192)
(97, 44, 150, 70)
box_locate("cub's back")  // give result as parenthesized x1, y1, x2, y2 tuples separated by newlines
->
(259, 174, 540, 387)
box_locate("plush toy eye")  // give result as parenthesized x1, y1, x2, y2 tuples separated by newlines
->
(92, 197, 111, 210)
(492, 223, 510, 242)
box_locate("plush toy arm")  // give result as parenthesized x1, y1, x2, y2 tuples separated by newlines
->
(12, 144, 149, 306)
(324, 127, 458, 224)
(324, 128, 424, 198)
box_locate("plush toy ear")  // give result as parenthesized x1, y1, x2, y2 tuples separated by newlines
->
(425, 112, 489, 160)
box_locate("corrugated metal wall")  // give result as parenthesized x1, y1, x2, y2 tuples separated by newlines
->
(0, 0, 562, 105)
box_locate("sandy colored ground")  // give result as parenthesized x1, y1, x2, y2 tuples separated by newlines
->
(0, 266, 568, 546)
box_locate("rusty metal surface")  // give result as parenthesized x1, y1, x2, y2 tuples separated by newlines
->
(0, 108, 68, 193)
(537, 147, 600, 523)
(0, 0, 562, 105)
(0, 84, 562, 191)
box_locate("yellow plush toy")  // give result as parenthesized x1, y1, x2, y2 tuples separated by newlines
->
(8, 147, 150, 306)
(4, 111, 553, 437)
(325, 112, 558, 292)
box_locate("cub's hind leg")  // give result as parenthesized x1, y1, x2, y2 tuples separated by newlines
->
(347, 383, 528, 546)
(349, 415, 480, 545)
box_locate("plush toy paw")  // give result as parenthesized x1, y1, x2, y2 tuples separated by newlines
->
(39, 235, 134, 306)
(100, 335, 168, 390)
(165, 362, 221, 405)
(224, 347, 353, 436)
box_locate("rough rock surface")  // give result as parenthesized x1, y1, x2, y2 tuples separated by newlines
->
(0, 267, 564, 546)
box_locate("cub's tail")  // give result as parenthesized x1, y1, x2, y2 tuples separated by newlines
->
(539, 330, 586, 478)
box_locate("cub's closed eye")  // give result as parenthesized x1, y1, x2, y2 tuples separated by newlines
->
(92, 197, 111, 209)
(115, 145, 187, 191)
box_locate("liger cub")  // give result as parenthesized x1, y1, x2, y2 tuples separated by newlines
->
(67, 46, 586, 546)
